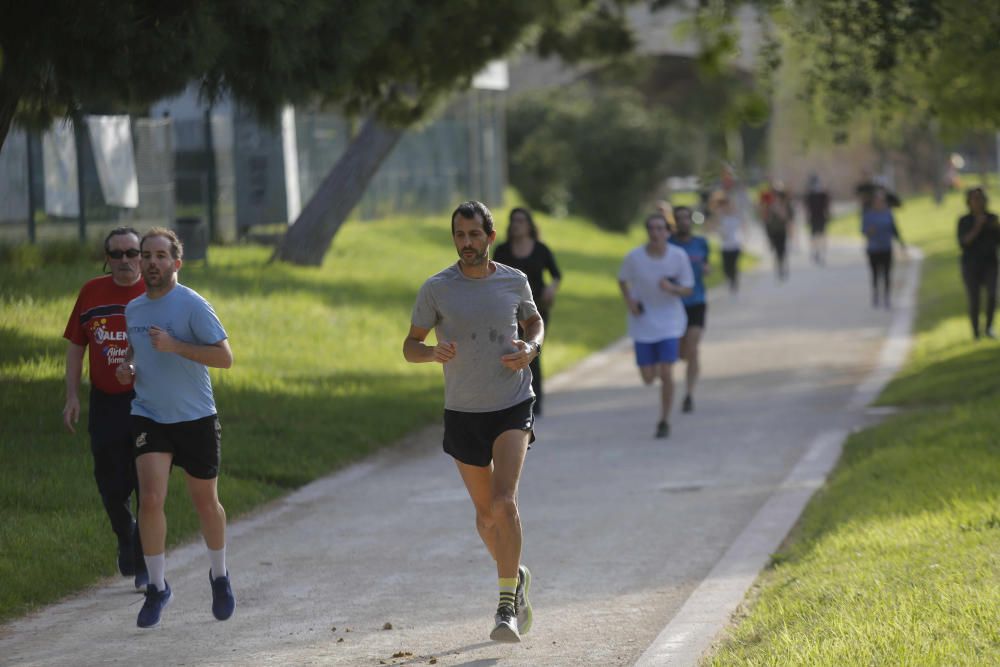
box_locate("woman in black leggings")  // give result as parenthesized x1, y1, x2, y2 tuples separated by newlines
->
(957, 187, 1000, 339)
(861, 189, 904, 308)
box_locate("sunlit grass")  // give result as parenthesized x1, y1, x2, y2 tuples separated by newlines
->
(707, 188, 1000, 666)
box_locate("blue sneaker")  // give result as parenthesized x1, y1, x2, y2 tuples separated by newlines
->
(137, 581, 172, 628)
(210, 570, 236, 621)
(134, 569, 149, 591)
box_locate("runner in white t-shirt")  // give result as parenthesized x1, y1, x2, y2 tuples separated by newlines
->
(618, 213, 695, 438)
(715, 194, 745, 293)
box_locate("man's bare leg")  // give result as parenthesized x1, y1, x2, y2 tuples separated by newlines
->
(455, 461, 498, 560)
(135, 451, 174, 628)
(490, 430, 529, 579)
(136, 452, 172, 590)
(658, 362, 674, 423)
(186, 474, 226, 551)
(681, 327, 703, 411)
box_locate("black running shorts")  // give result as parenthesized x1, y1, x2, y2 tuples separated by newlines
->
(443, 398, 536, 467)
(685, 303, 707, 329)
(131, 414, 222, 480)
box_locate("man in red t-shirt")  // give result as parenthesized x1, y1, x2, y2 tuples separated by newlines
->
(63, 227, 148, 588)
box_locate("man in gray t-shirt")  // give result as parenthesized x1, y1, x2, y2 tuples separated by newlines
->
(404, 201, 543, 644)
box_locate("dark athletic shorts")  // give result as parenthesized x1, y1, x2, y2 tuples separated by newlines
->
(685, 303, 707, 329)
(131, 414, 222, 480)
(443, 398, 536, 467)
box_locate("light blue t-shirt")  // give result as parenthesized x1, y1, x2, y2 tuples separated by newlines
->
(126, 283, 228, 423)
(669, 235, 710, 306)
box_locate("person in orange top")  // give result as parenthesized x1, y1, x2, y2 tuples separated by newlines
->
(63, 227, 148, 589)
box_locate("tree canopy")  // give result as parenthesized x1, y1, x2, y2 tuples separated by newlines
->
(763, 0, 999, 136)
(1, 0, 638, 263)
(0, 0, 635, 148)
(0, 1, 204, 145)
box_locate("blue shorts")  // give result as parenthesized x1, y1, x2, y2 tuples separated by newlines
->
(634, 338, 681, 366)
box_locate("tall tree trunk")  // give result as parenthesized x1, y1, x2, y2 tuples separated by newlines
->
(0, 90, 18, 154)
(272, 116, 404, 266)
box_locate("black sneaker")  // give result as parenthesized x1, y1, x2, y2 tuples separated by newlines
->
(682, 395, 693, 413)
(490, 603, 520, 643)
(137, 581, 172, 628)
(655, 421, 669, 439)
(516, 565, 533, 634)
(210, 570, 236, 621)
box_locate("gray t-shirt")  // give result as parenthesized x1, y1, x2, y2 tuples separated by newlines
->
(411, 262, 539, 412)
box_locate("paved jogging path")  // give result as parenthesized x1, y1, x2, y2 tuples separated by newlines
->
(0, 235, 918, 667)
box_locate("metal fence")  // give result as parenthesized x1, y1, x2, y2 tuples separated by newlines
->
(0, 88, 508, 246)
(0, 118, 175, 244)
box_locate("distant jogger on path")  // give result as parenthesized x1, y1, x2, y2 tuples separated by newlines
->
(618, 213, 695, 439)
(668, 206, 709, 414)
(759, 182, 794, 281)
(862, 189, 906, 309)
(714, 195, 744, 293)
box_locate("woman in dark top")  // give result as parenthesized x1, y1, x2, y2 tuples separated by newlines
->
(759, 182, 794, 281)
(493, 207, 562, 415)
(957, 187, 1000, 339)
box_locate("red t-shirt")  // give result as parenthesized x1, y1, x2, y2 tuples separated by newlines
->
(63, 275, 146, 394)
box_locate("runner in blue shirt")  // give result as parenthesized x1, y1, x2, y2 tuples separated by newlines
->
(861, 189, 905, 309)
(117, 228, 236, 629)
(669, 206, 710, 414)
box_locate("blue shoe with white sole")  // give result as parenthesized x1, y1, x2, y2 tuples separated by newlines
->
(137, 581, 171, 628)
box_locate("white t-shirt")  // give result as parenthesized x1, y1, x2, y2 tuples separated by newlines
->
(719, 213, 743, 250)
(618, 244, 695, 342)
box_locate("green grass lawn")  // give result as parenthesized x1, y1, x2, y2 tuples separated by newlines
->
(707, 189, 1000, 665)
(0, 206, 741, 623)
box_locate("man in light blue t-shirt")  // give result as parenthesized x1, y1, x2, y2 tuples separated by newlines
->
(618, 212, 695, 439)
(116, 228, 235, 629)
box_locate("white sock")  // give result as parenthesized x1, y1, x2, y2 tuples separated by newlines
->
(144, 553, 166, 592)
(209, 546, 227, 580)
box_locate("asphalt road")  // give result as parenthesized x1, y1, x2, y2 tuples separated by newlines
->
(0, 234, 917, 667)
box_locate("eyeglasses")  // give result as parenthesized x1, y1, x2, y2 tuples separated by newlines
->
(107, 249, 140, 259)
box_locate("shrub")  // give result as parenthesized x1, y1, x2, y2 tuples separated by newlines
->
(507, 86, 678, 231)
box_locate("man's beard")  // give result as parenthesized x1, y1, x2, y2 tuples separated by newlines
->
(460, 247, 488, 265)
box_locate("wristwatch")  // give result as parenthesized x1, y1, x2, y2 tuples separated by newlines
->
(529, 341, 541, 357)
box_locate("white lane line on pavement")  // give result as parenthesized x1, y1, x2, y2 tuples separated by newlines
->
(634, 248, 923, 667)
(633, 428, 847, 667)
